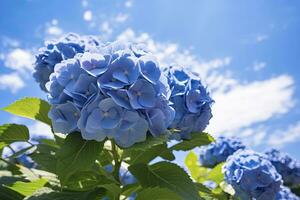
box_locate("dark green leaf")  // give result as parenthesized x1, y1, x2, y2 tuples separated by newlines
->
(56, 132, 104, 184)
(4, 178, 48, 196)
(30, 144, 57, 173)
(171, 133, 214, 151)
(0, 186, 24, 200)
(0, 124, 29, 145)
(2, 97, 51, 126)
(123, 143, 174, 165)
(129, 161, 201, 200)
(136, 187, 182, 200)
(126, 132, 171, 150)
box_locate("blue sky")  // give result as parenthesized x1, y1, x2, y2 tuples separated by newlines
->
(0, 0, 300, 162)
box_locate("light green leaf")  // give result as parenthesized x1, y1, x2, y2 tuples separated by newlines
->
(185, 151, 202, 181)
(26, 188, 106, 200)
(0, 124, 29, 145)
(4, 178, 48, 197)
(56, 132, 104, 184)
(136, 187, 182, 200)
(2, 97, 51, 126)
(207, 163, 224, 184)
(171, 132, 214, 151)
(129, 161, 201, 200)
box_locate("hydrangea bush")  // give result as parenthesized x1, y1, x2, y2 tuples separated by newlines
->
(0, 33, 299, 200)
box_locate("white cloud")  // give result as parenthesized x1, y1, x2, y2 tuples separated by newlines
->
(114, 13, 129, 23)
(45, 19, 63, 37)
(29, 121, 54, 140)
(116, 29, 296, 147)
(1, 36, 20, 47)
(268, 121, 300, 147)
(253, 61, 266, 71)
(0, 73, 25, 93)
(83, 10, 93, 21)
(125, 0, 133, 8)
(100, 21, 113, 35)
(4, 48, 34, 73)
(208, 75, 294, 134)
(256, 34, 269, 43)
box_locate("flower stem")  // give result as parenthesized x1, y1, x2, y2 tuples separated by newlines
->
(111, 140, 121, 182)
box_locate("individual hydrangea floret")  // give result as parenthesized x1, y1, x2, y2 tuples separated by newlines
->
(223, 149, 282, 200)
(42, 34, 175, 147)
(265, 148, 300, 187)
(164, 66, 213, 139)
(276, 186, 300, 200)
(33, 33, 100, 91)
(198, 136, 246, 168)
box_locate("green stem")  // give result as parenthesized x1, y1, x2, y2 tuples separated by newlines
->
(111, 140, 121, 199)
(111, 140, 121, 182)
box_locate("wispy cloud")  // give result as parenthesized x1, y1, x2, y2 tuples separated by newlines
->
(256, 34, 269, 43)
(0, 73, 25, 93)
(268, 121, 300, 147)
(45, 19, 63, 37)
(253, 61, 266, 71)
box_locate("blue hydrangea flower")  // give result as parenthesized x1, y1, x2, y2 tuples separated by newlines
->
(16, 154, 36, 168)
(33, 33, 99, 91)
(276, 186, 299, 200)
(119, 166, 137, 186)
(223, 149, 282, 200)
(265, 148, 300, 187)
(35, 35, 175, 147)
(48, 102, 80, 134)
(199, 136, 246, 168)
(165, 67, 213, 139)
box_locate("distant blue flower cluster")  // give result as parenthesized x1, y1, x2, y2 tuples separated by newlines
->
(33, 33, 100, 91)
(276, 186, 300, 200)
(164, 67, 213, 139)
(198, 136, 246, 168)
(34, 34, 178, 147)
(265, 148, 300, 187)
(223, 150, 282, 200)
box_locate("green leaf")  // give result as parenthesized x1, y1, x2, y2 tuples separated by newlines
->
(185, 151, 202, 181)
(4, 178, 48, 197)
(29, 144, 58, 173)
(56, 132, 104, 184)
(136, 187, 182, 200)
(2, 97, 51, 126)
(0, 186, 24, 200)
(171, 132, 214, 151)
(127, 131, 171, 150)
(207, 163, 224, 184)
(0, 124, 29, 145)
(129, 161, 201, 200)
(26, 188, 106, 200)
(123, 143, 174, 165)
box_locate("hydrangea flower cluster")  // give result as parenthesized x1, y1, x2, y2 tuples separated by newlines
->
(33, 33, 100, 91)
(265, 148, 300, 187)
(164, 67, 213, 139)
(34, 34, 176, 148)
(276, 186, 300, 200)
(198, 136, 246, 168)
(223, 149, 282, 200)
